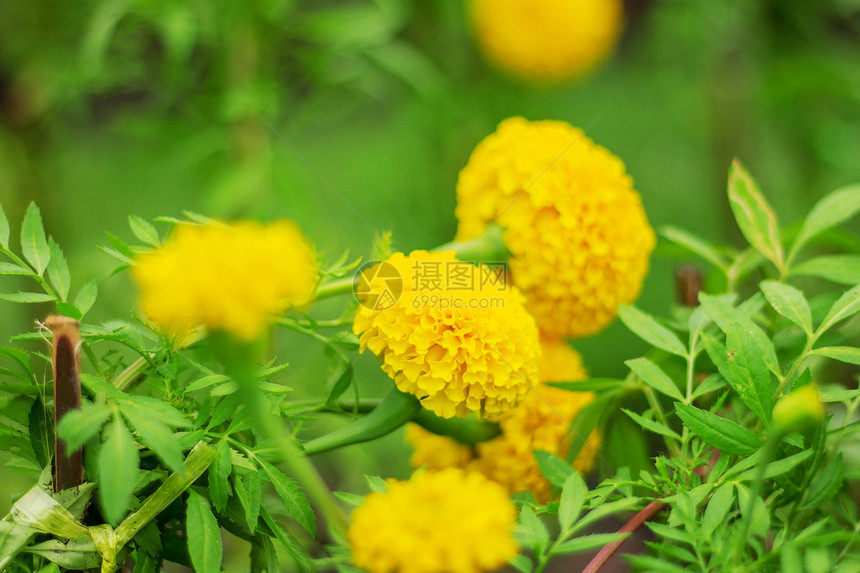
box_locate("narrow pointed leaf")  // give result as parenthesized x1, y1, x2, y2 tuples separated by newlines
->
(622, 408, 682, 440)
(128, 216, 160, 247)
(817, 284, 860, 336)
(811, 346, 860, 366)
(74, 281, 98, 318)
(626, 357, 684, 402)
(258, 458, 316, 538)
(46, 238, 71, 301)
(0, 203, 10, 249)
(20, 203, 51, 275)
(618, 305, 687, 357)
(675, 402, 761, 456)
(186, 490, 222, 573)
(791, 185, 860, 258)
(207, 440, 232, 513)
(558, 472, 587, 531)
(728, 160, 784, 270)
(98, 416, 139, 526)
(120, 405, 184, 473)
(791, 255, 860, 286)
(660, 226, 727, 269)
(57, 402, 112, 452)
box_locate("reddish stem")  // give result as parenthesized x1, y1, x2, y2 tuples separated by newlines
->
(582, 500, 667, 573)
(47, 315, 84, 492)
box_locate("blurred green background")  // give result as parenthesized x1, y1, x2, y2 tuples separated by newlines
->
(1, 0, 860, 566)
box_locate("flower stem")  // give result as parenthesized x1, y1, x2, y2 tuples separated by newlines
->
(582, 500, 667, 573)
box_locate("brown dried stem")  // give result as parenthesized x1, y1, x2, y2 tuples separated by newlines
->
(46, 314, 83, 492)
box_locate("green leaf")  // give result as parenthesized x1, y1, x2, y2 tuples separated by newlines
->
(790, 184, 860, 259)
(701, 482, 734, 536)
(74, 281, 98, 318)
(699, 293, 780, 376)
(791, 255, 860, 286)
(46, 238, 71, 301)
(234, 472, 261, 534)
(571, 498, 641, 534)
(553, 532, 630, 555)
(0, 203, 10, 250)
(517, 506, 549, 550)
(259, 507, 314, 572)
(811, 346, 860, 366)
(20, 203, 51, 275)
(675, 402, 761, 456)
(736, 484, 770, 539)
(0, 521, 37, 566)
(817, 284, 860, 336)
(98, 416, 139, 526)
(760, 280, 812, 334)
(622, 409, 682, 440)
(565, 391, 616, 463)
(763, 450, 813, 479)
(185, 375, 230, 393)
(258, 458, 316, 538)
(365, 475, 386, 493)
(660, 226, 727, 269)
(618, 305, 687, 357)
(547, 378, 626, 392)
(120, 395, 190, 428)
(801, 453, 844, 510)
(0, 292, 56, 303)
(129, 216, 160, 247)
(725, 327, 773, 424)
(533, 450, 573, 487)
(120, 405, 185, 473)
(727, 160, 784, 270)
(29, 398, 53, 468)
(57, 402, 112, 452)
(0, 262, 35, 276)
(626, 357, 684, 402)
(324, 360, 353, 408)
(185, 490, 223, 573)
(558, 471, 587, 531)
(208, 440, 232, 513)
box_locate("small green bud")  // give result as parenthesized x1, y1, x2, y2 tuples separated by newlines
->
(773, 384, 824, 432)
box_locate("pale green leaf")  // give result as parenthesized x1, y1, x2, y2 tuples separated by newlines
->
(0, 292, 56, 303)
(0, 262, 34, 276)
(660, 226, 727, 269)
(622, 408, 682, 440)
(728, 160, 784, 270)
(20, 203, 51, 275)
(186, 490, 223, 573)
(74, 281, 98, 318)
(0, 203, 9, 249)
(46, 238, 70, 301)
(234, 471, 261, 534)
(626, 357, 684, 402)
(701, 482, 734, 536)
(558, 471, 587, 531)
(208, 440, 232, 513)
(98, 416, 139, 526)
(553, 533, 630, 555)
(129, 215, 160, 247)
(533, 450, 573, 487)
(618, 305, 687, 357)
(258, 458, 316, 538)
(57, 402, 112, 452)
(811, 346, 860, 366)
(790, 184, 860, 259)
(760, 280, 812, 334)
(817, 284, 860, 336)
(791, 254, 860, 286)
(726, 327, 773, 424)
(120, 405, 185, 473)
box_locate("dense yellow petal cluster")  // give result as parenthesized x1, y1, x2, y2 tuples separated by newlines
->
(456, 117, 655, 338)
(407, 338, 598, 502)
(132, 221, 317, 341)
(349, 468, 518, 573)
(469, 0, 623, 83)
(353, 250, 540, 419)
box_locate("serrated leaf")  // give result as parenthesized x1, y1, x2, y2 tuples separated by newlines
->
(553, 532, 630, 555)
(618, 305, 687, 357)
(0, 203, 9, 249)
(817, 284, 860, 336)
(0, 262, 35, 276)
(791, 254, 860, 286)
(0, 292, 56, 303)
(626, 357, 684, 401)
(208, 440, 232, 513)
(675, 402, 761, 456)
(660, 226, 727, 269)
(129, 215, 160, 247)
(790, 184, 860, 259)
(726, 327, 773, 424)
(728, 160, 784, 270)
(760, 280, 812, 334)
(258, 458, 316, 538)
(558, 471, 587, 531)
(234, 472, 261, 534)
(699, 293, 780, 376)
(701, 482, 734, 536)
(74, 281, 98, 318)
(260, 507, 314, 572)
(517, 506, 549, 550)
(811, 346, 860, 366)
(20, 203, 51, 275)
(120, 405, 184, 473)
(533, 450, 573, 487)
(120, 395, 190, 428)
(57, 402, 112, 452)
(186, 490, 222, 573)
(622, 408, 681, 440)
(98, 416, 139, 525)
(46, 238, 71, 301)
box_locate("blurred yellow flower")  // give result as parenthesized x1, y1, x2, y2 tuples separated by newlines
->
(133, 220, 317, 341)
(469, 0, 623, 82)
(353, 250, 540, 419)
(349, 468, 518, 573)
(456, 117, 655, 338)
(407, 338, 598, 502)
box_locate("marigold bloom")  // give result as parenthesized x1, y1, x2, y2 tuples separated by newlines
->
(407, 338, 598, 502)
(353, 250, 540, 419)
(349, 468, 517, 573)
(456, 117, 655, 338)
(133, 220, 317, 340)
(470, 0, 623, 82)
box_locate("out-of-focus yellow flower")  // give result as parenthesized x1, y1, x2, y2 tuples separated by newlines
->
(406, 424, 473, 471)
(456, 117, 655, 338)
(349, 468, 518, 573)
(406, 338, 598, 502)
(773, 384, 824, 432)
(469, 0, 623, 83)
(132, 220, 317, 341)
(353, 250, 540, 419)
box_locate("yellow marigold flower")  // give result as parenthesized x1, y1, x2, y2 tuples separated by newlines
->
(406, 424, 473, 471)
(456, 117, 655, 338)
(471, 339, 598, 502)
(469, 0, 623, 83)
(133, 220, 317, 341)
(353, 250, 540, 419)
(349, 468, 518, 573)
